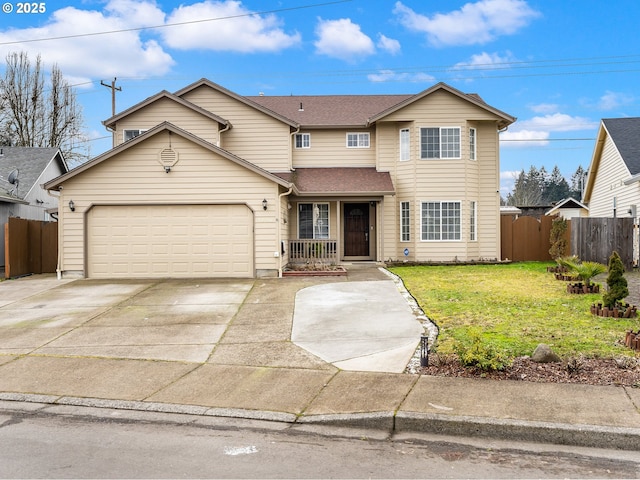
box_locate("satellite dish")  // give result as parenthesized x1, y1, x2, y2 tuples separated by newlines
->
(7, 169, 18, 185)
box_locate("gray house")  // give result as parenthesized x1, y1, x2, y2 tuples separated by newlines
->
(1, 147, 68, 269)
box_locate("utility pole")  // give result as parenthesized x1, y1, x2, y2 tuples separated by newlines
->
(101, 78, 121, 116)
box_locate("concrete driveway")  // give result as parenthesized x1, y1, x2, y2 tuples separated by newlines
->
(0, 269, 423, 372)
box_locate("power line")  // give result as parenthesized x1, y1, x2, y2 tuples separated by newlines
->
(0, 0, 353, 46)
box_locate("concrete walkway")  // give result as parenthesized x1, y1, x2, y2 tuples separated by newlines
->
(0, 268, 639, 451)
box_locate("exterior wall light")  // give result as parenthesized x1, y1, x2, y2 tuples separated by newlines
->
(68, 200, 75, 212)
(164, 165, 171, 173)
(262, 199, 268, 210)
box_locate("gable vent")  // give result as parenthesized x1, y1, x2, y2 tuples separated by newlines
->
(158, 147, 179, 169)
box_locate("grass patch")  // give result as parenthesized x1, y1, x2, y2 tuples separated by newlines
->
(389, 262, 639, 359)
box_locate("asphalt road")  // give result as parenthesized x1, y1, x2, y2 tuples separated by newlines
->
(0, 405, 638, 479)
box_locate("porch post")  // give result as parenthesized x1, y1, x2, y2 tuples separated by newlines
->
(336, 200, 342, 262)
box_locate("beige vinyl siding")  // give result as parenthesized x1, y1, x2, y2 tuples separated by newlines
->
(115, 97, 220, 145)
(377, 113, 501, 261)
(588, 134, 639, 217)
(57, 131, 282, 277)
(181, 85, 291, 172)
(292, 129, 376, 168)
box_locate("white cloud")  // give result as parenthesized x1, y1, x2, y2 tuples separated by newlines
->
(367, 69, 435, 83)
(314, 18, 375, 61)
(597, 91, 635, 111)
(501, 113, 597, 148)
(0, 1, 174, 83)
(530, 103, 559, 114)
(453, 51, 515, 71)
(500, 129, 550, 147)
(377, 34, 401, 55)
(393, 0, 540, 47)
(516, 113, 597, 132)
(162, 1, 300, 52)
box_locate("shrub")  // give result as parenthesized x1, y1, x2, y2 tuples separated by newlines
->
(603, 251, 629, 308)
(549, 217, 568, 259)
(453, 329, 511, 371)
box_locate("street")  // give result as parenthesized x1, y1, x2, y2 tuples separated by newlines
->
(0, 404, 638, 478)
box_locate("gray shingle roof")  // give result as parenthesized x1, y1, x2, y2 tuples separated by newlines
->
(603, 117, 640, 175)
(0, 147, 66, 200)
(246, 94, 412, 127)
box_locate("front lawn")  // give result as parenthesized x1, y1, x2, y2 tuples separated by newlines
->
(389, 262, 639, 360)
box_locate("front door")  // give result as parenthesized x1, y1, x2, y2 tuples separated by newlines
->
(344, 203, 370, 257)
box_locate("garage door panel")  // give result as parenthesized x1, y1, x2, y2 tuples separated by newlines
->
(87, 205, 253, 278)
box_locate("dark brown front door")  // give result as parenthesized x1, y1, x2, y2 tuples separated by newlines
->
(344, 203, 370, 256)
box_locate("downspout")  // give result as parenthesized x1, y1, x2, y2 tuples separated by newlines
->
(46, 187, 63, 279)
(278, 186, 294, 278)
(217, 122, 231, 147)
(289, 126, 300, 171)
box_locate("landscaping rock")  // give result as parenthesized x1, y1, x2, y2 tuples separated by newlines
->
(531, 343, 562, 363)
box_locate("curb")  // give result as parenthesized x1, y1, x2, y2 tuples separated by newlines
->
(2, 393, 640, 451)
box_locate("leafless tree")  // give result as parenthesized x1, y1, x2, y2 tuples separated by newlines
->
(0, 51, 88, 165)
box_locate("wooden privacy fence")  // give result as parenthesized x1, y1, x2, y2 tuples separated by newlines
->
(4, 217, 58, 278)
(571, 217, 634, 270)
(501, 215, 571, 262)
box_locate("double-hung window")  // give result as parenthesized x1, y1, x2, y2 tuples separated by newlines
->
(347, 132, 370, 148)
(400, 201, 411, 242)
(470, 201, 477, 241)
(294, 133, 311, 149)
(123, 129, 147, 142)
(298, 203, 329, 239)
(420, 127, 460, 159)
(469, 127, 477, 160)
(399, 128, 410, 161)
(421, 201, 461, 241)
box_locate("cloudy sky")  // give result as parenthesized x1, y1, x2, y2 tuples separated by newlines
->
(1, 0, 638, 194)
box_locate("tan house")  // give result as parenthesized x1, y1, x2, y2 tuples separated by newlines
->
(45, 79, 515, 279)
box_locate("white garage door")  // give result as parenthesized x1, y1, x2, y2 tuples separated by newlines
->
(87, 205, 253, 278)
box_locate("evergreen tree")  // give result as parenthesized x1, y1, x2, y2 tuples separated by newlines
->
(569, 165, 586, 200)
(544, 166, 571, 203)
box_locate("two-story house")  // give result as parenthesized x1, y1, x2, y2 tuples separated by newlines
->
(45, 79, 515, 279)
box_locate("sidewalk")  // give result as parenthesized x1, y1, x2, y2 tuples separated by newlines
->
(0, 268, 639, 451)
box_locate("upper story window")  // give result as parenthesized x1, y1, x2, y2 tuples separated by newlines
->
(420, 127, 460, 159)
(123, 129, 147, 142)
(347, 132, 370, 148)
(294, 133, 311, 149)
(469, 127, 477, 160)
(399, 128, 410, 161)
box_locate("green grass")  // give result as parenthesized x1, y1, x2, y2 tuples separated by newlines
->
(389, 262, 640, 359)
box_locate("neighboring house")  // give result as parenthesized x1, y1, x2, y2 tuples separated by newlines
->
(45, 79, 515, 279)
(583, 117, 640, 219)
(545, 197, 589, 219)
(1, 147, 68, 269)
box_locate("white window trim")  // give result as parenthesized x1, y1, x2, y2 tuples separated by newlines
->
(298, 202, 330, 239)
(419, 126, 461, 160)
(470, 200, 477, 241)
(420, 200, 462, 242)
(400, 201, 411, 242)
(399, 128, 410, 162)
(346, 132, 370, 148)
(123, 129, 147, 142)
(294, 133, 311, 149)
(469, 127, 477, 161)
